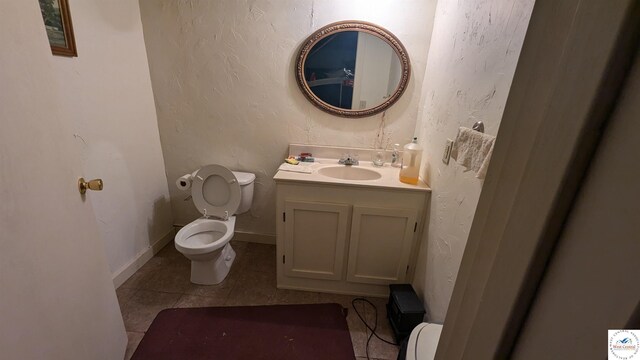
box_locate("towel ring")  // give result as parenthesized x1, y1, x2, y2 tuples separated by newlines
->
(472, 121, 485, 133)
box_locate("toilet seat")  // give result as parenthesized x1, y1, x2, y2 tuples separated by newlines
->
(406, 323, 443, 360)
(175, 217, 236, 256)
(192, 164, 241, 219)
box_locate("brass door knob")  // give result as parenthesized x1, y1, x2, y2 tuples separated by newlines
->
(78, 178, 103, 194)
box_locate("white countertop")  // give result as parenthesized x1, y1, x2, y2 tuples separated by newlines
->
(273, 158, 431, 192)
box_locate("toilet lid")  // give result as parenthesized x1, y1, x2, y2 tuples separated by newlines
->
(192, 165, 241, 219)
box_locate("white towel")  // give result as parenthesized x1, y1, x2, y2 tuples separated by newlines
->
(450, 127, 496, 179)
(278, 163, 313, 174)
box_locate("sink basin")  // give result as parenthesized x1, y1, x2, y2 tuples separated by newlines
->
(318, 166, 382, 181)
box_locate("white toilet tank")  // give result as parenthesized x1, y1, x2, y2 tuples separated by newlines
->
(232, 171, 256, 214)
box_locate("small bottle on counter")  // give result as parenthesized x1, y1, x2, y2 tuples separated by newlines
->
(390, 144, 401, 168)
(399, 137, 422, 185)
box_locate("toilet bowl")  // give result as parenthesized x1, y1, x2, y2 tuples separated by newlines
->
(174, 164, 255, 285)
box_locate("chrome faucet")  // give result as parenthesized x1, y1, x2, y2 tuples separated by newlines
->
(338, 153, 359, 166)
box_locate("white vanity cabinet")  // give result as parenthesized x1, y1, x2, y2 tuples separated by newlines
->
(275, 180, 429, 297)
(283, 200, 350, 281)
(346, 206, 417, 285)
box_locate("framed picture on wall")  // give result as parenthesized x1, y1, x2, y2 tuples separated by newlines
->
(37, 0, 77, 57)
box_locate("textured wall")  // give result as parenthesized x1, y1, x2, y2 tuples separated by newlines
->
(139, 0, 437, 234)
(412, 0, 534, 322)
(51, 0, 174, 275)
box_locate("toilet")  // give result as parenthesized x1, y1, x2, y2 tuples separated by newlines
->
(174, 164, 255, 285)
(404, 322, 443, 360)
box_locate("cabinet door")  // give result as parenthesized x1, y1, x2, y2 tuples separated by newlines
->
(347, 206, 417, 284)
(284, 200, 351, 280)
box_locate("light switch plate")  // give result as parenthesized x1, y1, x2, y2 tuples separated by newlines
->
(442, 138, 453, 164)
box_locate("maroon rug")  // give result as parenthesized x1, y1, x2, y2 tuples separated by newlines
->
(131, 303, 355, 360)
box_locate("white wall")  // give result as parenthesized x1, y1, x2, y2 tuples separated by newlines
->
(51, 0, 174, 278)
(412, 0, 534, 322)
(139, 0, 437, 236)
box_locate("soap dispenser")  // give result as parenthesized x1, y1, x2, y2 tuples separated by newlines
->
(399, 137, 422, 185)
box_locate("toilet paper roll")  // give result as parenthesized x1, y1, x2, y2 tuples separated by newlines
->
(176, 173, 193, 191)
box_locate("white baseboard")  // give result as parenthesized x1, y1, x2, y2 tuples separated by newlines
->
(111, 228, 176, 288)
(113, 226, 273, 288)
(232, 231, 276, 245)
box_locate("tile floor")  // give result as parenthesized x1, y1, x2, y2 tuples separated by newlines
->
(117, 240, 400, 360)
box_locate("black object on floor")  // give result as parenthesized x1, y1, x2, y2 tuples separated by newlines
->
(387, 284, 426, 343)
(397, 337, 409, 360)
(131, 303, 355, 360)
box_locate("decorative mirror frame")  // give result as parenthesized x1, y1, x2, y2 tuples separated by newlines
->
(295, 21, 411, 118)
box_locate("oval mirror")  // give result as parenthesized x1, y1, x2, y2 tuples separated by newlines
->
(296, 21, 411, 118)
